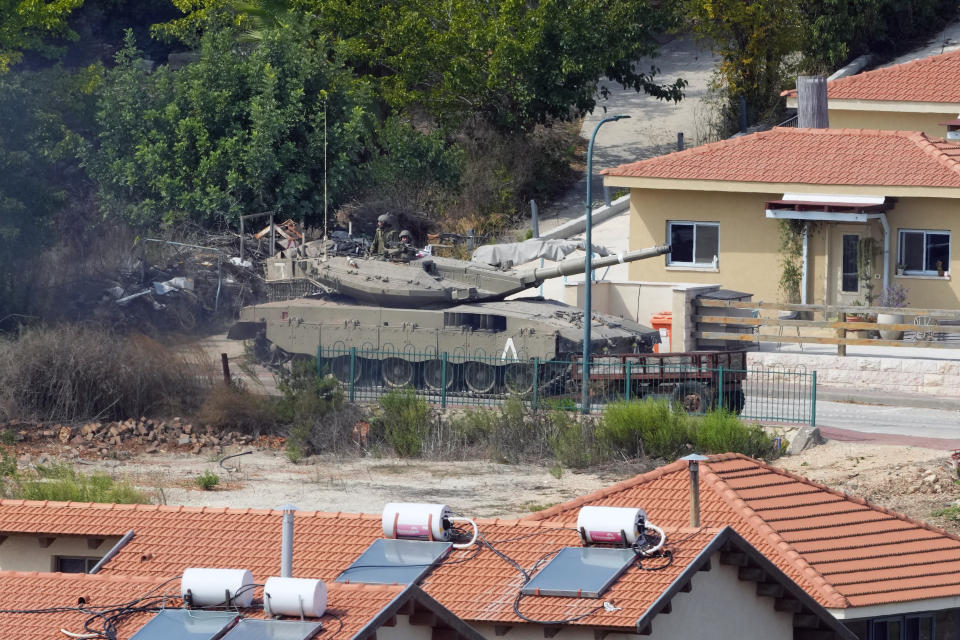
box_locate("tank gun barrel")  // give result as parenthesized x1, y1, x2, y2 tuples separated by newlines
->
(525, 244, 671, 283)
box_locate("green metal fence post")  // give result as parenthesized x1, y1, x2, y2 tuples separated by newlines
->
(625, 361, 632, 403)
(349, 347, 356, 403)
(532, 358, 540, 411)
(717, 365, 724, 410)
(316, 346, 322, 376)
(441, 352, 448, 410)
(810, 371, 817, 427)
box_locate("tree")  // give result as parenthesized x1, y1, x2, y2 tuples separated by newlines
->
(91, 29, 378, 227)
(0, 0, 84, 71)
(156, 0, 686, 134)
(685, 0, 801, 123)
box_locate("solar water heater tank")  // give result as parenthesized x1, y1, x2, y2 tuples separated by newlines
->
(181, 568, 255, 607)
(577, 506, 647, 545)
(263, 577, 327, 618)
(382, 502, 452, 541)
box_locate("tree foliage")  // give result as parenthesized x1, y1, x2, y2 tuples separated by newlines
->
(685, 0, 801, 122)
(0, 0, 83, 71)
(91, 28, 377, 227)
(156, 0, 686, 134)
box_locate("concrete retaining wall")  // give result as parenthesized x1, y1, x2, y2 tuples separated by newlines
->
(748, 351, 960, 398)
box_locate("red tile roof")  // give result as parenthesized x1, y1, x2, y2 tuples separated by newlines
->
(2, 453, 958, 615)
(784, 50, 960, 103)
(0, 570, 416, 640)
(603, 127, 960, 188)
(423, 523, 723, 629)
(522, 454, 960, 609)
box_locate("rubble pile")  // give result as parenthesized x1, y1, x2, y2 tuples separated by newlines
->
(5, 417, 278, 458)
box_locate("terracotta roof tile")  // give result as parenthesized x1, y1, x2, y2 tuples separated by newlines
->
(0, 570, 408, 640)
(421, 525, 724, 628)
(784, 50, 960, 103)
(603, 128, 960, 188)
(521, 454, 960, 609)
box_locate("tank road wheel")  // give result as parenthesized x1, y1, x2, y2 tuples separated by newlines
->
(382, 357, 415, 388)
(464, 362, 497, 394)
(504, 362, 534, 395)
(423, 359, 455, 391)
(330, 356, 360, 385)
(673, 381, 715, 415)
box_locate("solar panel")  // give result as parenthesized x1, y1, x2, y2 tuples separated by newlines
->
(335, 538, 452, 585)
(129, 609, 239, 640)
(520, 547, 637, 598)
(219, 618, 323, 640)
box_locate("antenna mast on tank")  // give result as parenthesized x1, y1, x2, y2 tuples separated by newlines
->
(323, 100, 328, 261)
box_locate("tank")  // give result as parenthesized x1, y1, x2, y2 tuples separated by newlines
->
(229, 243, 670, 394)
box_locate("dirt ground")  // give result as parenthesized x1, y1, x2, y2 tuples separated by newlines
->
(17, 438, 960, 533)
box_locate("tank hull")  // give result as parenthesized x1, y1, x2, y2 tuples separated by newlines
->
(233, 296, 660, 394)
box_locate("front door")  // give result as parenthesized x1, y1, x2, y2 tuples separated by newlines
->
(827, 225, 865, 307)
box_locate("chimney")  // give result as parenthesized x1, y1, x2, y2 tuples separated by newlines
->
(280, 504, 297, 578)
(796, 75, 829, 128)
(680, 454, 708, 527)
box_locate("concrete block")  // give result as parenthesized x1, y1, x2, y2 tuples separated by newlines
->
(857, 358, 880, 371)
(923, 374, 945, 388)
(880, 359, 902, 372)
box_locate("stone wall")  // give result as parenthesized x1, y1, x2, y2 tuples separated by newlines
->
(747, 352, 960, 398)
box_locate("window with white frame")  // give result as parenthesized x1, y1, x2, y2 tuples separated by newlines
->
(666, 221, 719, 267)
(898, 229, 950, 275)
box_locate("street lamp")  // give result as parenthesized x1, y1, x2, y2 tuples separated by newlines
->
(582, 114, 630, 414)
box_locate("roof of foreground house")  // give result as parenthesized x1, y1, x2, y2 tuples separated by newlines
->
(522, 453, 960, 610)
(0, 499, 853, 636)
(602, 127, 960, 189)
(783, 49, 960, 104)
(0, 570, 474, 640)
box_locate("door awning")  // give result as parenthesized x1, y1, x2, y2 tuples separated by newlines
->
(765, 193, 891, 221)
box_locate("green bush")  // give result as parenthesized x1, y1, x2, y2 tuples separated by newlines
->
(597, 399, 690, 460)
(195, 470, 220, 491)
(13, 464, 149, 503)
(377, 389, 431, 458)
(692, 410, 777, 459)
(550, 411, 602, 468)
(276, 358, 347, 462)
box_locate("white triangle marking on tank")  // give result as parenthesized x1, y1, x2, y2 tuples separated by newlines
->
(501, 337, 518, 361)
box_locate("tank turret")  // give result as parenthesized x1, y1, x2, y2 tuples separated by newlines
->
(261, 244, 669, 308)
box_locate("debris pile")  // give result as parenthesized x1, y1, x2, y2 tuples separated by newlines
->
(84, 232, 274, 333)
(5, 417, 279, 459)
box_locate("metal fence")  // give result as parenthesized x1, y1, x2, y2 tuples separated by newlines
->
(316, 347, 817, 425)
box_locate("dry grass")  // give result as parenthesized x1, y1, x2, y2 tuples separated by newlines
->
(0, 326, 214, 422)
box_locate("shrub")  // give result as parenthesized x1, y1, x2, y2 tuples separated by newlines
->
(376, 389, 431, 458)
(550, 412, 603, 468)
(195, 470, 220, 491)
(0, 326, 212, 422)
(196, 384, 281, 435)
(274, 358, 349, 462)
(692, 410, 777, 459)
(12, 463, 149, 503)
(597, 399, 691, 460)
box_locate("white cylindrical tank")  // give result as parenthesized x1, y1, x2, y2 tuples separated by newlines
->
(181, 568, 255, 607)
(263, 577, 327, 618)
(381, 503, 451, 541)
(577, 506, 647, 545)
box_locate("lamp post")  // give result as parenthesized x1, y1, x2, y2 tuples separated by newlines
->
(582, 114, 630, 414)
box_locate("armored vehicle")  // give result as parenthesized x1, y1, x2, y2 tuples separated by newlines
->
(229, 244, 671, 394)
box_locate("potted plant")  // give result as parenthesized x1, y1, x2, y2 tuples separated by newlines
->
(896, 263, 905, 276)
(937, 260, 946, 277)
(876, 284, 909, 340)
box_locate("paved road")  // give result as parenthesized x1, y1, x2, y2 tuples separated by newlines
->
(814, 400, 960, 444)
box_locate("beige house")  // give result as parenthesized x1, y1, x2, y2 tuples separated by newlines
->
(783, 50, 960, 137)
(603, 127, 960, 309)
